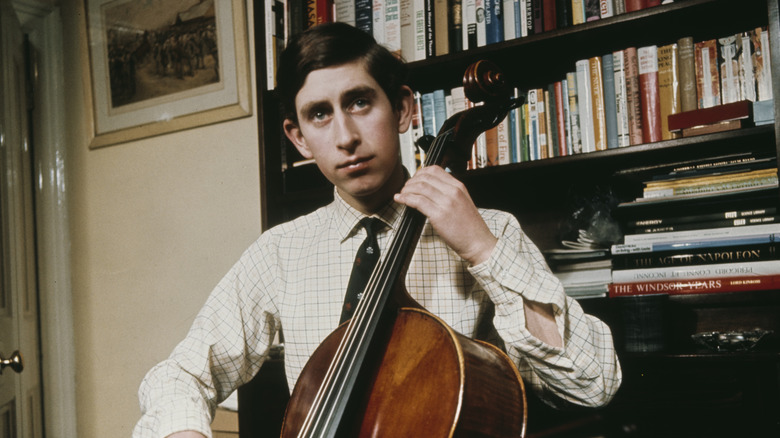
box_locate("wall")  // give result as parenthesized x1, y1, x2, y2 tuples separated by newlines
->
(61, 1, 262, 436)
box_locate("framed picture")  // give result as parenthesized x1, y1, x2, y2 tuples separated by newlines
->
(84, 0, 252, 148)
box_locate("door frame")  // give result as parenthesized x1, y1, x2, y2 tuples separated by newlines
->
(13, 1, 77, 436)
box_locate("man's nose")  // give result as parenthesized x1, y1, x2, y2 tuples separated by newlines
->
(333, 112, 360, 151)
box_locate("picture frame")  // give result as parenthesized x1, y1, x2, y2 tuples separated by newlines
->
(83, 0, 252, 148)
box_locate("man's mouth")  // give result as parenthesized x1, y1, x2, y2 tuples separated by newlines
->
(339, 156, 372, 170)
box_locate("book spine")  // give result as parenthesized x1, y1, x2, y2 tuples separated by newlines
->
(624, 0, 646, 12)
(566, 71, 582, 154)
(542, 0, 557, 31)
(335, 0, 357, 25)
(613, 50, 630, 147)
(413, 0, 427, 59)
(611, 260, 780, 284)
(627, 207, 778, 228)
(629, 216, 780, 235)
(612, 233, 780, 255)
(589, 56, 607, 150)
(425, 0, 435, 57)
(497, 115, 511, 164)
(623, 223, 780, 245)
(518, 0, 529, 37)
(528, 89, 539, 160)
(602, 53, 618, 149)
(532, 0, 543, 34)
(503, 0, 517, 41)
(612, 242, 780, 271)
(657, 43, 681, 140)
(624, 47, 644, 145)
(421, 91, 436, 136)
(400, 0, 416, 60)
(599, 0, 613, 18)
(433, 0, 449, 55)
(695, 39, 721, 108)
(485, 0, 504, 44)
(317, 0, 334, 24)
(638, 45, 661, 143)
(576, 59, 595, 152)
(374, 0, 387, 44)
(546, 86, 559, 157)
(462, 0, 477, 49)
(677, 36, 697, 112)
(608, 274, 780, 297)
(485, 126, 499, 166)
(356, 0, 373, 33)
(556, 0, 571, 29)
(718, 34, 742, 104)
(450, 0, 463, 52)
(508, 106, 518, 162)
(584, 0, 600, 22)
(561, 78, 573, 155)
(520, 100, 530, 161)
(475, 0, 487, 45)
(432, 89, 447, 133)
(538, 88, 549, 159)
(385, 0, 402, 55)
(571, 0, 584, 25)
(754, 27, 773, 101)
(738, 32, 756, 102)
(554, 81, 568, 156)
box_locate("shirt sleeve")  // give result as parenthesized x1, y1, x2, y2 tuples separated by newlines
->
(133, 238, 281, 438)
(468, 212, 622, 408)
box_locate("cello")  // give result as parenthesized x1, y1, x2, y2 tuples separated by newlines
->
(281, 60, 527, 438)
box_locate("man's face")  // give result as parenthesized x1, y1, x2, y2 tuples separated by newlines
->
(283, 60, 412, 214)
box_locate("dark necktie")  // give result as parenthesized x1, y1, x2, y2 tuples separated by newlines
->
(340, 217, 382, 323)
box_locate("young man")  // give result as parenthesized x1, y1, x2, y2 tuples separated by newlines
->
(134, 22, 621, 438)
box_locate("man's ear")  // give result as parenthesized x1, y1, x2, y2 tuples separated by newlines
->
(396, 85, 415, 134)
(283, 118, 313, 159)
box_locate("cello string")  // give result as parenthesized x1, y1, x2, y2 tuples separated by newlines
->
(297, 130, 451, 437)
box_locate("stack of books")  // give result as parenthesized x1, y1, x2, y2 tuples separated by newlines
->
(545, 231, 612, 299)
(610, 154, 780, 297)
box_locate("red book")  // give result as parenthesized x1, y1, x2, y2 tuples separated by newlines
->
(646, 0, 661, 7)
(608, 274, 780, 298)
(317, 0, 334, 24)
(543, 0, 557, 32)
(625, 0, 647, 12)
(624, 47, 644, 145)
(668, 100, 753, 132)
(638, 45, 662, 143)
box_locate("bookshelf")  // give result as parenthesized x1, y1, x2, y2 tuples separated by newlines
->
(243, 0, 780, 436)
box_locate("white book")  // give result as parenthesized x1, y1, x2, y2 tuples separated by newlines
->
(623, 223, 780, 245)
(612, 260, 780, 284)
(561, 78, 573, 155)
(264, 0, 276, 89)
(518, 0, 528, 37)
(399, 129, 418, 175)
(612, 50, 630, 147)
(503, 0, 516, 41)
(475, 0, 487, 47)
(566, 72, 582, 154)
(373, 0, 387, 45)
(599, 0, 614, 18)
(413, 0, 427, 60)
(576, 59, 595, 153)
(450, 86, 467, 114)
(384, 0, 402, 54)
(718, 35, 741, 104)
(335, 0, 356, 25)
(462, 0, 477, 50)
(739, 32, 756, 102)
(527, 89, 539, 161)
(400, 0, 417, 61)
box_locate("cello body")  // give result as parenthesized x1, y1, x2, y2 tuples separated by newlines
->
(281, 60, 527, 437)
(281, 305, 527, 438)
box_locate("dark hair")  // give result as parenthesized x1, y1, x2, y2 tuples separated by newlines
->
(276, 22, 409, 123)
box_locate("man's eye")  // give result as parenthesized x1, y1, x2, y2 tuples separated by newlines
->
(351, 98, 369, 111)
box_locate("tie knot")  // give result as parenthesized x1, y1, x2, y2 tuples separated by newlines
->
(360, 217, 382, 239)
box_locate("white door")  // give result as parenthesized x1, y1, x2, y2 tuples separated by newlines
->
(0, 0, 44, 436)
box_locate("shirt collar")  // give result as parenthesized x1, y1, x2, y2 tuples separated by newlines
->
(330, 187, 406, 243)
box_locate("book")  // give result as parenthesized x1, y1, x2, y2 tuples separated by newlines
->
(485, 125, 499, 166)
(547, 85, 560, 157)
(677, 36, 697, 112)
(612, 50, 630, 147)
(681, 119, 746, 137)
(608, 274, 780, 297)
(503, 0, 517, 41)
(718, 34, 742, 104)
(527, 88, 540, 160)
(738, 32, 756, 102)
(622, 222, 780, 245)
(538, 88, 549, 159)
(356, 0, 374, 33)
(611, 233, 780, 255)
(628, 215, 780, 235)
(667, 99, 753, 132)
(612, 241, 780, 270)
(450, 0, 463, 52)
(611, 260, 780, 284)
(625, 207, 778, 229)
(543, 0, 557, 31)
(373, 0, 387, 46)
(335, 0, 356, 24)
(385, 0, 402, 55)
(556, 0, 571, 29)
(624, 47, 643, 145)
(571, 0, 584, 25)
(554, 81, 568, 156)
(485, 0, 504, 44)
(434, 0, 449, 55)
(425, 0, 435, 56)
(695, 39, 721, 108)
(566, 71, 582, 154)
(752, 27, 773, 101)
(657, 43, 680, 140)
(584, 0, 600, 22)
(531, 0, 543, 34)
(602, 53, 618, 149)
(475, 0, 487, 45)
(462, 0, 477, 49)
(638, 45, 661, 143)
(576, 59, 596, 152)
(624, 0, 646, 12)
(497, 115, 511, 164)
(640, 168, 778, 198)
(599, 0, 613, 19)
(589, 56, 607, 150)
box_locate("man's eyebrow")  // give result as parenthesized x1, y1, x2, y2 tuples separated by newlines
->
(341, 86, 377, 104)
